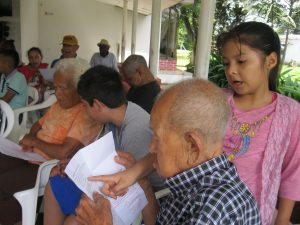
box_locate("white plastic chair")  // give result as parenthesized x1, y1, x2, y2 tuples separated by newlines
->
(0, 100, 14, 138)
(8, 94, 57, 143)
(132, 188, 171, 225)
(13, 159, 58, 225)
(27, 85, 39, 106)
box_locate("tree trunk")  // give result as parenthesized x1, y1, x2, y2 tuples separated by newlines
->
(281, 0, 295, 69)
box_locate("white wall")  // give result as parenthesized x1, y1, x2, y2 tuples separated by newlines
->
(20, 0, 39, 62)
(280, 35, 300, 64)
(38, 0, 152, 65)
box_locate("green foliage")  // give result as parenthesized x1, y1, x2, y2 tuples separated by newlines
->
(176, 0, 300, 102)
(214, 0, 248, 34)
(208, 53, 228, 88)
(177, 0, 200, 51)
(250, 0, 300, 34)
(277, 68, 300, 102)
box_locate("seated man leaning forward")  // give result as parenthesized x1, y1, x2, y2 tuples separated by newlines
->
(76, 79, 262, 225)
(43, 65, 164, 225)
(0, 58, 100, 225)
(122, 54, 161, 113)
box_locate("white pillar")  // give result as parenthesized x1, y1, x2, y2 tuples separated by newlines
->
(121, 0, 128, 62)
(149, 0, 162, 77)
(194, 0, 216, 79)
(131, 0, 138, 54)
(20, 0, 39, 63)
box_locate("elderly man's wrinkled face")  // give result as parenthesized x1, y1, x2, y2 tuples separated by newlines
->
(149, 94, 188, 178)
(62, 44, 78, 58)
(99, 44, 109, 57)
(54, 71, 81, 109)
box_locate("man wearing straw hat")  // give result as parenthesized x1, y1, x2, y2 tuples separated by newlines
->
(90, 39, 118, 71)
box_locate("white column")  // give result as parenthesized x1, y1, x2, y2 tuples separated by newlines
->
(149, 0, 162, 77)
(121, 0, 128, 62)
(20, 0, 39, 63)
(194, 0, 216, 79)
(131, 0, 138, 54)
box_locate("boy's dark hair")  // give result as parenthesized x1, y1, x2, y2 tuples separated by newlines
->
(0, 49, 20, 68)
(77, 65, 126, 108)
(27, 47, 43, 58)
(217, 21, 281, 92)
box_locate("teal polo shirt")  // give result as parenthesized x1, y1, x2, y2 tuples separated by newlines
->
(0, 69, 27, 109)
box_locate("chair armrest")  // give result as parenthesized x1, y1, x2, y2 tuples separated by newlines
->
(14, 94, 56, 116)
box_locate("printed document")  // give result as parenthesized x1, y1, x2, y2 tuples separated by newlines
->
(65, 132, 148, 225)
(0, 136, 46, 162)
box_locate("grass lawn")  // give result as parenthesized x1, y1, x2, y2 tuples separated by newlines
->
(176, 49, 190, 70)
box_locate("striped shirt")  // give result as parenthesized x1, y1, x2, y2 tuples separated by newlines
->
(156, 154, 262, 225)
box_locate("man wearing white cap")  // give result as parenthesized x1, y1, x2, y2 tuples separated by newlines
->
(90, 39, 118, 71)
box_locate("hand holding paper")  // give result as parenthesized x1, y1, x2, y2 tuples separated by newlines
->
(0, 136, 46, 162)
(88, 151, 138, 198)
(65, 132, 148, 225)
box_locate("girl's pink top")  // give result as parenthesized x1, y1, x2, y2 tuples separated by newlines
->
(223, 90, 300, 225)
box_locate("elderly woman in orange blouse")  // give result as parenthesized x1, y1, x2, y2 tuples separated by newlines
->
(0, 58, 101, 225)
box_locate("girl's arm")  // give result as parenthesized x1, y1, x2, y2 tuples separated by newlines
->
(274, 197, 295, 225)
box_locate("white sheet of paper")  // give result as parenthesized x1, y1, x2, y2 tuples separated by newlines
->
(0, 136, 46, 162)
(65, 132, 148, 225)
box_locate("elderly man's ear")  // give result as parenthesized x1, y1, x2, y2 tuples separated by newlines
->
(184, 131, 206, 166)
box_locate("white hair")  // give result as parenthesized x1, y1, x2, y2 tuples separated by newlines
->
(55, 58, 90, 87)
(158, 79, 231, 145)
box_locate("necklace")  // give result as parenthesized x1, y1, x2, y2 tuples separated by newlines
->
(227, 114, 269, 161)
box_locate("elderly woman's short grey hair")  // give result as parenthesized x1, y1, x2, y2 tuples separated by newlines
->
(55, 58, 90, 87)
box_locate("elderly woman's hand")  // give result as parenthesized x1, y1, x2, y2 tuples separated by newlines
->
(75, 193, 112, 225)
(19, 133, 36, 152)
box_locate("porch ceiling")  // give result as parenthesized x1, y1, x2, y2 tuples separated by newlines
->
(95, 0, 193, 15)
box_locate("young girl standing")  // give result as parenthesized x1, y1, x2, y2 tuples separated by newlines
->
(89, 22, 300, 225)
(217, 21, 300, 225)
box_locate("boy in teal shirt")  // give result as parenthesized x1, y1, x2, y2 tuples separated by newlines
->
(0, 49, 27, 109)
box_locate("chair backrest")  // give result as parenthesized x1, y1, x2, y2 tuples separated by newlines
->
(0, 100, 14, 138)
(27, 86, 39, 106)
(13, 159, 58, 225)
(8, 94, 57, 143)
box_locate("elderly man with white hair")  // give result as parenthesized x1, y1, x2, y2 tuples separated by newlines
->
(75, 79, 262, 225)
(0, 58, 101, 225)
